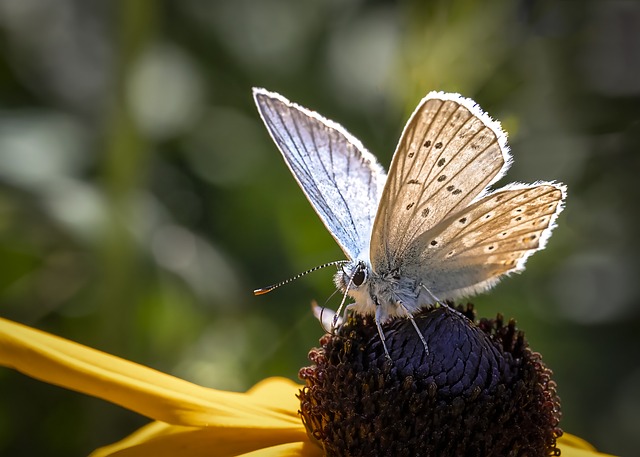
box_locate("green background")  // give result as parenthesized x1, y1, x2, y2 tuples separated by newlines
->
(1, 1, 638, 455)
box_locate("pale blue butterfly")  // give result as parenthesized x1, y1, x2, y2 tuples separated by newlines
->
(253, 88, 566, 358)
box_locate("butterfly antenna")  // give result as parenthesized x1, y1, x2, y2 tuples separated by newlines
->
(253, 260, 348, 295)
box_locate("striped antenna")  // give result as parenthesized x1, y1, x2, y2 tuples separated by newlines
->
(253, 260, 348, 295)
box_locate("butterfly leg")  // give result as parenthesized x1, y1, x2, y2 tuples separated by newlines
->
(331, 302, 355, 334)
(332, 290, 351, 333)
(420, 283, 442, 306)
(332, 265, 361, 332)
(341, 302, 355, 323)
(398, 302, 430, 356)
(374, 304, 392, 360)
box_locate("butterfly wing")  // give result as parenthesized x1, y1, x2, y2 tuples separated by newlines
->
(370, 92, 510, 271)
(253, 88, 386, 260)
(408, 183, 566, 299)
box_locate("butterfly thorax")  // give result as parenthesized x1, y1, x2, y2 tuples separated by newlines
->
(334, 260, 427, 322)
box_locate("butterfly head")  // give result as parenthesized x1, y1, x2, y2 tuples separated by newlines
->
(335, 260, 367, 290)
(332, 259, 378, 315)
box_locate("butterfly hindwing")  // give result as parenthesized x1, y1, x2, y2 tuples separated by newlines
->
(253, 88, 386, 260)
(407, 183, 566, 299)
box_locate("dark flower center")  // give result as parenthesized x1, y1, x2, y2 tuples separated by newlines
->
(298, 304, 562, 457)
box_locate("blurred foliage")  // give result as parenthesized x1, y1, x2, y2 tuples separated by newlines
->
(0, 0, 638, 455)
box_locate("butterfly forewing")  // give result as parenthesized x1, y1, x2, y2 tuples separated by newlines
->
(253, 88, 386, 260)
(370, 92, 510, 271)
(408, 183, 565, 299)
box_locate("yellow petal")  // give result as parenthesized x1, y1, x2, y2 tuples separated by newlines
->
(237, 442, 324, 457)
(91, 421, 172, 455)
(246, 377, 303, 413)
(0, 318, 302, 429)
(90, 379, 323, 456)
(558, 434, 618, 457)
(90, 421, 318, 457)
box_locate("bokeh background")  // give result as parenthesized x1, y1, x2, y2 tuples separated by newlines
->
(0, 0, 638, 455)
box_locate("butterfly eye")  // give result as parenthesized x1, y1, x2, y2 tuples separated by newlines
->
(352, 269, 366, 287)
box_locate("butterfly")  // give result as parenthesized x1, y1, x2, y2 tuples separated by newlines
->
(252, 88, 566, 358)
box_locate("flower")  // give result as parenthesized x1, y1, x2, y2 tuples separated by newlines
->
(0, 316, 616, 456)
(301, 305, 566, 456)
